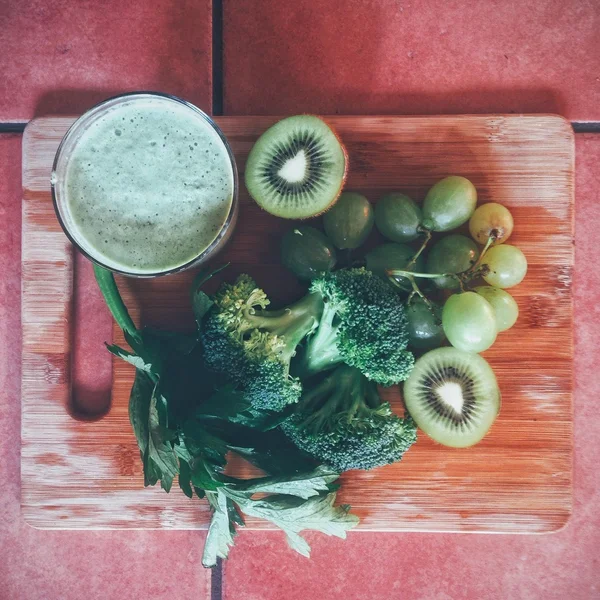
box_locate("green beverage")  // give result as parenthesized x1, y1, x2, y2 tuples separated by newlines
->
(53, 94, 237, 276)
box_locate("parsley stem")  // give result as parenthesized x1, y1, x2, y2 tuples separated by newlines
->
(93, 264, 142, 347)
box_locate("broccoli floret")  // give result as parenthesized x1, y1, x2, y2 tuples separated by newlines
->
(240, 334, 303, 411)
(294, 268, 414, 385)
(201, 275, 323, 411)
(281, 364, 417, 471)
(202, 269, 414, 412)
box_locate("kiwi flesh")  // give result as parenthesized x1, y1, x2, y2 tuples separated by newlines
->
(245, 115, 348, 219)
(403, 347, 500, 447)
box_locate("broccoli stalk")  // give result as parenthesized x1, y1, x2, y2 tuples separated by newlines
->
(293, 363, 381, 431)
(296, 297, 340, 375)
(241, 291, 324, 367)
(281, 364, 417, 472)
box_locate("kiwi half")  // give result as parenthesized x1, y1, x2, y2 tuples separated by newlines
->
(403, 347, 500, 447)
(245, 115, 348, 219)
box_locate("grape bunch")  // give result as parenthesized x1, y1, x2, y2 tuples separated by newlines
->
(381, 177, 526, 354)
(280, 177, 527, 356)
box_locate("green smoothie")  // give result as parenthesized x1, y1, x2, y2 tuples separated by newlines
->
(62, 96, 234, 274)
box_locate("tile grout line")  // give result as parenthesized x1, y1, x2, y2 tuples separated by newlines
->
(211, 0, 224, 116)
(0, 122, 26, 133)
(572, 122, 600, 133)
(211, 559, 224, 600)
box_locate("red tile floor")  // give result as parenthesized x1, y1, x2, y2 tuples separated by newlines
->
(1, 1, 599, 598)
(0, 0, 214, 121)
(222, 0, 600, 120)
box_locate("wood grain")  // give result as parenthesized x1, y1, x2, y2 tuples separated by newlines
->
(22, 115, 574, 532)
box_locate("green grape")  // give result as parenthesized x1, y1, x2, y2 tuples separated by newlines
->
(469, 202, 514, 245)
(422, 176, 477, 232)
(474, 286, 519, 332)
(425, 234, 479, 290)
(322, 192, 374, 249)
(374, 193, 422, 243)
(406, 297, 445, 350)
(482, 244, 527, 288)
(281, 226, 336, 280)
(442, 292, 497, 353)
(365, 243, 425, 291)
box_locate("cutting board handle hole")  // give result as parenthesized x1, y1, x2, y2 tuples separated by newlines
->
(70, 387, 111, 421)
(70, 253, 113, 420)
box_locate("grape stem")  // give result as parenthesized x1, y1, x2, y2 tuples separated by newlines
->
(387, 268, 457, 281)
(387, 271, 434, 310)
(407, 228, 432, 268)
(471, 234, 495, 270)
(388, 233, 496, 288)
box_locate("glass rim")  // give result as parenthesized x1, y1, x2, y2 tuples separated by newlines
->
(51, 91, 239, 278)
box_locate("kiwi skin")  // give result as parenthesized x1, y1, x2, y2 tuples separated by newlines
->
(402, 347, 501, 448)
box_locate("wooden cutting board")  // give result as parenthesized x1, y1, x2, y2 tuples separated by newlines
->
(22, 115, 574, 532)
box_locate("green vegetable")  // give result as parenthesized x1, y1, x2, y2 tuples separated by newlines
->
(296, 268, 415, 386)
(203, 267, 414, 411)
(322, 192, 374, 250)
(281, 364, 417, 472)
(281, 226, 337, 280)
(94, 265, 142, 350)
(374, 193, 422, 243)
(201, 274, 323, 411)
(203, 467, 357, 566)
(94, 266, 358, 568)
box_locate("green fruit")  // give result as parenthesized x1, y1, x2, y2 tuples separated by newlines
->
(245, 115, 347, 219)
(374, 193, 422, 243)
(426, 234, 479, 290)
(469, 202, 514, 245)
(403, 347, 501, 448)
(365, 243, 425, 292)
(442, 292, 497, 353)
(422, 176, 477, 232)
(281, 226, 337, 280)
(322, 192, 374, 249)
(482, 244, 527, 289)
(406, 297, 445, 351)
(474, 287, 519, 332)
